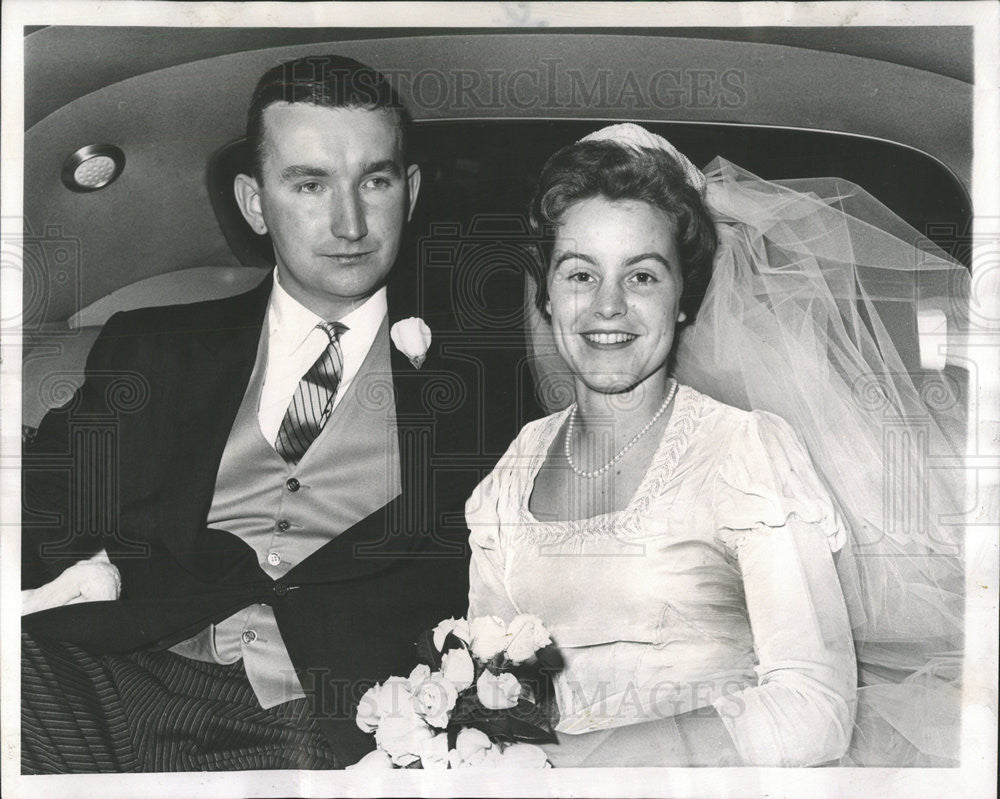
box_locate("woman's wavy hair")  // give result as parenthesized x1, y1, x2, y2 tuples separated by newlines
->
(527, 140, 717, 323)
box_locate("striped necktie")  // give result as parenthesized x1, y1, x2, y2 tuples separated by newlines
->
(274, 321, 347, 465)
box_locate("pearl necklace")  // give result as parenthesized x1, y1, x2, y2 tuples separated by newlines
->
(564, 379, 679, 479)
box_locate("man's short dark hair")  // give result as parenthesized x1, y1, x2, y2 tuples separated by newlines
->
(528, 140, 717, 323)
(246, 55, 410, 181)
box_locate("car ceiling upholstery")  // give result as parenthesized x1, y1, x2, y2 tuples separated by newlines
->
(24, 28, 972, 327)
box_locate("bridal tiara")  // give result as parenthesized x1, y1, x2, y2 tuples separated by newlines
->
(577, 122, 708, 196)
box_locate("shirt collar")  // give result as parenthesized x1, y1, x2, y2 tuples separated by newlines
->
(267, 267, 388, 354)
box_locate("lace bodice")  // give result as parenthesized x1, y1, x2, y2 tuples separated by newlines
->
(514, 384, 705, 543)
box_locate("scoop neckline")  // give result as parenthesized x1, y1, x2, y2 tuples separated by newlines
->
(519, 384, 698, 534)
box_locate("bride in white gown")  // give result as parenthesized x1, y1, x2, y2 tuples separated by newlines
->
(466, 124, 967, 767)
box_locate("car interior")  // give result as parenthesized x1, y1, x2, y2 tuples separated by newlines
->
(21, 26, 973, 433)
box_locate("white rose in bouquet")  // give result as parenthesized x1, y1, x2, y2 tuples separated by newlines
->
(432, 617, 471, 651)
(408, 664, 430, 682)
(356, 676, 412, 733)
(497, 742, 552, 768)
(374, 705, 434, 766)
(440, 647, 475, 692)
(469, 615, 508, 660)
(415, 732, 450, 770)
(408, 664, 458, 729)
(504, 614, 552, 664)
(449, 727, 502, 768)
(352, 613, 559, 770)
(356, 689, 381, 734)
(476, 670, 521, 710)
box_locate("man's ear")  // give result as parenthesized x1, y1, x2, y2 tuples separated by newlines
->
(234, 173, 268, 235)
(405, 164, 421, 222)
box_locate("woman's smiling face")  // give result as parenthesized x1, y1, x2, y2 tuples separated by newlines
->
(546, 196, 683, 396)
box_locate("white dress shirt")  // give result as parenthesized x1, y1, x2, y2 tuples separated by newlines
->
(258, 270, 388, 444)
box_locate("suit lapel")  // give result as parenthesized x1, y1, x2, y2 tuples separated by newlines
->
(158, 276, 273, 568)
(279, 323, 438, 584)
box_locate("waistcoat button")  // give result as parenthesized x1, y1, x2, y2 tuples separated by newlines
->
(276, 519, 291, 532)
(285, 478, 300, 492)
(267, 551, 282, 566)
(242, 630, 257, 645)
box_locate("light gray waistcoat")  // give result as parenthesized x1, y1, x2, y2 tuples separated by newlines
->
(170, 318, 400, 708)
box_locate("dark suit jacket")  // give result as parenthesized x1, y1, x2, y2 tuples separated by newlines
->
(22, 273, 539, 764)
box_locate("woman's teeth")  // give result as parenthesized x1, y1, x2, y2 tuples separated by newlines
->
(584, 332, 637, 344)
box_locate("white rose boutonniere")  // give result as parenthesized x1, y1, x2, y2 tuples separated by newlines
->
(390, 317, 432, 369)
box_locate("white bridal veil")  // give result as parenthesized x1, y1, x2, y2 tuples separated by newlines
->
(527, 128, 970, 766)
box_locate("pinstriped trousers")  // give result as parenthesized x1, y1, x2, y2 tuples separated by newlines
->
(20, 632, 339, 773)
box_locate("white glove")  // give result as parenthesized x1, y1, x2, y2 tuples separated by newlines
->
(21, 549, 121, 615)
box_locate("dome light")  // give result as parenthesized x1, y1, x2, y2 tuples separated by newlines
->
(61, 144, 125, 192)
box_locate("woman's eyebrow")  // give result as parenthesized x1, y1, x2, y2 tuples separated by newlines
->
(624, 252, 673, 267)
(553, 251, 596, 267)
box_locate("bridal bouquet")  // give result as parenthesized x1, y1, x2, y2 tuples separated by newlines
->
(349, 614, 560, 769)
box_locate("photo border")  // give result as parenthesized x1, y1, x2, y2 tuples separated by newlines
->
(2, 3, 997, 797)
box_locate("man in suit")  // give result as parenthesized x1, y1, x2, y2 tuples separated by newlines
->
(21, 55, 534, 772)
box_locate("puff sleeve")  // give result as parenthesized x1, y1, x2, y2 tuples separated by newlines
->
(465, 438, 522, 623)
(710, 411, 857, 766)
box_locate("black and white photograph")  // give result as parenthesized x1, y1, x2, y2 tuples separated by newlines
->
(2, 2, 997, 797)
